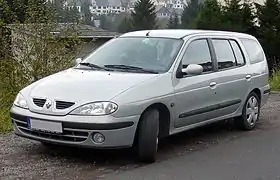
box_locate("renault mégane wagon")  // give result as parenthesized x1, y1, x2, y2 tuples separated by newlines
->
(10, 29, 270, 162)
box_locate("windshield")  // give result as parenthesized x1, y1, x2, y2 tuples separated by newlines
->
(77, 37, 183, 73)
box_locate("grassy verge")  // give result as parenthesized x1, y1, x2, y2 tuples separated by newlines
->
(0, 107, 12, 133)
(270, 69, 280, 91)
(0, 90, 14, 133)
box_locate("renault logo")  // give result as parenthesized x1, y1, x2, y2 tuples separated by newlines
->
(45, 99, 52, 109)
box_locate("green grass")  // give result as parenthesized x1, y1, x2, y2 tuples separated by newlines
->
(0, 89, 13, 133)
(270, 69, 280, 91)
(0, 107, 12, 133)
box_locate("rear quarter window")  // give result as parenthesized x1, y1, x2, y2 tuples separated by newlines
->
(240, 38, 264, 64)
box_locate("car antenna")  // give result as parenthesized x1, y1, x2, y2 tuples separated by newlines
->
(146, 31, 151, 37)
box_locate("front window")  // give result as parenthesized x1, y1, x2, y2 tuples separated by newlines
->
(78, 37, 183, 73)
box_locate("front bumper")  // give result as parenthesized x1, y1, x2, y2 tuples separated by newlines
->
(10, 106, 140, 148)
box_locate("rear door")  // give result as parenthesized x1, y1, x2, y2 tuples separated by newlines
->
(208, 38, 251, 117)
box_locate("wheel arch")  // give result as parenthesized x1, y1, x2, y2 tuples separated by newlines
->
(133, 102, 171, 145)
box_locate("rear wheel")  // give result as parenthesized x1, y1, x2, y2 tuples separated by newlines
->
(235, 92, 260, 130)
(137, 109, 159, 163)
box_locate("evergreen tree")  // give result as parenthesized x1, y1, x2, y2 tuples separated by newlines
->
(53, 0, 65, 22)
(222, 0, 243, 31)
(131, 0, 157, 30)
(221, 0, 256, 33)
(81, 0, 92, 25)
(168, 13, 180, 29)
(66, 5, 80, 23)
(100, 15, 114, 31)
(118, 16, 133, 33)
(240, 0, 256, 35)
(181, 0, 201, 28)
(195, 0, 224, 30)
(256, 0, 280, 69)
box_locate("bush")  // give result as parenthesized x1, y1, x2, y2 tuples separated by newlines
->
(0, 23, 83, 133)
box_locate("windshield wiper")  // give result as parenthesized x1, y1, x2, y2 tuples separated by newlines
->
(79, 62, 112, 71)
(104, 64, 159, 74)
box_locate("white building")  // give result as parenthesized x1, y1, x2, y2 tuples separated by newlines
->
(90, 0, 127, 15)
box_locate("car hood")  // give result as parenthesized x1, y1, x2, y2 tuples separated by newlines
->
(22, 68, 159, 115)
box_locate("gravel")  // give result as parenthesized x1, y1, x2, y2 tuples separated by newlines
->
(1, 93, 280, 180)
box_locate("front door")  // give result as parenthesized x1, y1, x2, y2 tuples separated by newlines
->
(173, 38, 219, 128)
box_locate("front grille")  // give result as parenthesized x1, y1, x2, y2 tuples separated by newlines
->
(33, 98, 75, 110)
(56, 101, 75, 109)
(56, 101, 75, 110)
(12, 114, 88, 142)
(33, 98, 46, 107)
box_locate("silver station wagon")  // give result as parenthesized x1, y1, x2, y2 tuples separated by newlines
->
(10, 29, 270, 162)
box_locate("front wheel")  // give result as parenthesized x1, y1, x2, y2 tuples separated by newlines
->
(137, 109, 159, 163)
(235, 92, 260, 130)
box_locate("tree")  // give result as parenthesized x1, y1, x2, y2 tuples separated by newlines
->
(65, 6, 80, 23)
(195, 0, 224, 30)
(99, 15, 114, 31)
(222, 0, 243, 31)
(240, 0, 256, 35)
(168, 13, 180, 29)
(53, 0, 66, 22)
(0, 0, 83, 132)
(118, 16, 133, 33)
(4, 0, 28, 23)
(181, 0, 201, 28)
(25, 0, 52, 23)
(81, 0, 92, 25)
(221, 0, 256, 33)
(131, 0, 157, 30)
(256, 0, 280, 69)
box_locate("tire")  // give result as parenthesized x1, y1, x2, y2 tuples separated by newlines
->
(137, 109, 159, 163)
(235, 92, 260, 130)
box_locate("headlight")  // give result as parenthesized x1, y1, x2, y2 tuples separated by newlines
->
(70, 102, 118, 116)
(13, 93, 29, 109)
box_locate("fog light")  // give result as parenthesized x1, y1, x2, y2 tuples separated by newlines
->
(92, 133, 105, 144)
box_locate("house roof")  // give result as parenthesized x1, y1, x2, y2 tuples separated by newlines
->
(7, 23, 120, 39)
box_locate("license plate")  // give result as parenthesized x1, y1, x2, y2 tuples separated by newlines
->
(29, 118, 63, 134)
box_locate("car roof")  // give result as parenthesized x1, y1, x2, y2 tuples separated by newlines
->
(119, 29, 255, 40)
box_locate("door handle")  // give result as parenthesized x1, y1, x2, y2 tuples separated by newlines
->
(210, 82, 217, 88)
(245, 74, 252, 80)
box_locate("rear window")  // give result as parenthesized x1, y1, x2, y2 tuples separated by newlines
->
(229, 40, 245, 66)
(241, 39, 264, 64)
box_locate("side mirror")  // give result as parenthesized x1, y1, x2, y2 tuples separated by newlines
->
(75, 58, 82, 65)
(182, 64, 203, 76)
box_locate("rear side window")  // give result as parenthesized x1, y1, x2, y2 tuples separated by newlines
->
(229, 40, 245, 66)
(212, 39, 236, 69)
(241, 39, 264, 64)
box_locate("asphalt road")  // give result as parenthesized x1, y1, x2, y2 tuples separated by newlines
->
(105, 124, 280, 180)
(1, 93, 280, 180)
